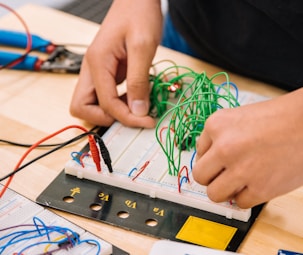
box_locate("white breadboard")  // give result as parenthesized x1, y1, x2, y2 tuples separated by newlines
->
(0, 186, 113, 255)
(65, 91, 268, 222)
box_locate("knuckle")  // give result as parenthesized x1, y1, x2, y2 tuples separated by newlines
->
(85, 43, 107, 65)
(204, 109, 226, 131)
(127, 78, 150, 97)
(207, 186, 221, 203)
(213, 142, 231, 160)
(234, 197, 253, 209)
(192, 168, 202, 184)
(192, 164, 208, 186)
(69, 101, 81, 117)
(235, 185, 264, 209)
(129, 33, 159, 50)
(98, 100, 111, 113)
(234, 199, 249, 209)
(127, 76, 148, 87)
(85, 45, 97, 62)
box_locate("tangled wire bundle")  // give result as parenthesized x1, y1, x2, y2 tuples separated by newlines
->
(149, 63, 240, 176)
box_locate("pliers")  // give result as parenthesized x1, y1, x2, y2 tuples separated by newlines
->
(0, 29, 83, 73)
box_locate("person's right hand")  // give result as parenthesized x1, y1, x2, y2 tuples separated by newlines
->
(70, 0, 163, 128)
(192, 88, 303, 208)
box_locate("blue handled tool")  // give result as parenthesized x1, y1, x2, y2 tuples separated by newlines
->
(0, 29, 52, 52)
(0, 29, 83, 73)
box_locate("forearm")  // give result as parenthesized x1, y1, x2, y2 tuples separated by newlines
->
(272, 88, 303, 142)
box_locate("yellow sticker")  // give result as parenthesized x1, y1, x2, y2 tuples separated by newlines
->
(176, 216, 237, 250)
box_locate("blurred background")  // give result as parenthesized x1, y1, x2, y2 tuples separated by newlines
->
(0, 0, 113, 23)
(0, 0, 167, 23)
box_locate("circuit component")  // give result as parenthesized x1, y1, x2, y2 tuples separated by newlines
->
(65, 122, 251, 222)
(0, 186, 113, 255)
(64, 90, 269, 223)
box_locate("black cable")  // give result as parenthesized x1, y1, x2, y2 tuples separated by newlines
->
(0, 126, 99, 148)
(0, 139, 64, 148)
(0, 131, 97, 182)
(94, 135, 113, 172)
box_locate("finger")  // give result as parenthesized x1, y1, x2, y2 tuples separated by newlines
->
(97, 70, 155, 128)
(70, 58, 114, 126)
(206, 168, 246, 204)
(195, 130, 212, 159)
(126, 37, 157, 117)
(192, 147, 225, 186)
(89, 54, 155, 128)
(233, 187, 263, 209)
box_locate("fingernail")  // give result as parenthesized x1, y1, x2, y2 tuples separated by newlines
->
(131, 100, 148, 116)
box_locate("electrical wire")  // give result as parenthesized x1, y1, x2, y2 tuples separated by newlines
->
(0, 125, 110, 198)
(0, 126, 98, 148)
(150, 62, 240, 177)
(0, 132, 91, 183)
(0, 216, 101, 254)
(131, 160, 150, 181)
(0, 3, 32, 69)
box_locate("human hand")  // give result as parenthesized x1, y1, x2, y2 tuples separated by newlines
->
(192, 88, 303, 208)
(70, 0, 162, 128)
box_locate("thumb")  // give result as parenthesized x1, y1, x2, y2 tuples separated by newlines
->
(126, 43, 156, 117)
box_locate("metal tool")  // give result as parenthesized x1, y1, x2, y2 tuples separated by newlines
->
(0, 29, 83, 73)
